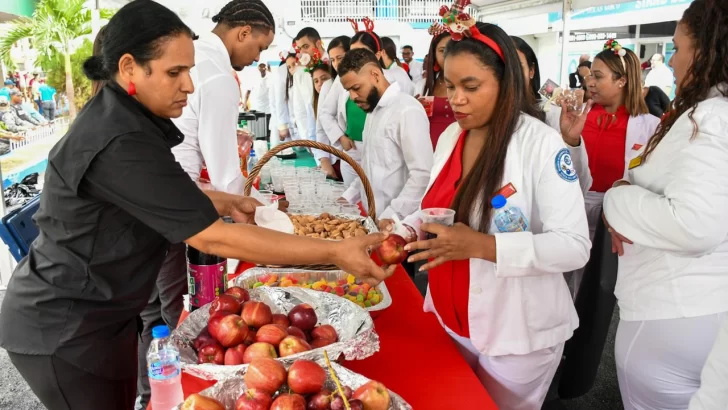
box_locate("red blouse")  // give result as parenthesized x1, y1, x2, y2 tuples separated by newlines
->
(429, 97, 455, 149)
(581, 104, 629, 193)
(421, 131, 470, 338)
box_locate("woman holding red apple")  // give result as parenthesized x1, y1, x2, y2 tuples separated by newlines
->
(0, 3, 393, 410)
(380, 16, 590, 410)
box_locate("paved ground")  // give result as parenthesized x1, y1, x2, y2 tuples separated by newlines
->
(0, 288, 624, 410)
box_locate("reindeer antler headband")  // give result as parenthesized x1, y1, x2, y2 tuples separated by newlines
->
(347, 16, 381, 52)
(428, 22, 447, 37)
(440, 0, 504, 61)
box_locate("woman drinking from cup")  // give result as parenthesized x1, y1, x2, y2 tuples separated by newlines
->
(380, 17, 590, 409)
(602, 0, 728, 407)
(415, 23, 453, 148)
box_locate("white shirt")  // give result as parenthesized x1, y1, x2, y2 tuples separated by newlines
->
(404, 116, 590, 355)
(249, 73, 271, 113)
(603, 84, 728, 322)
(384, 64, 416, 96)
(407, 59, 424, 82)
(342, 83, 433, 220)
(644, 64, 674, 96)
(292, 65, 316, 140)
(171, 33, 245, 194)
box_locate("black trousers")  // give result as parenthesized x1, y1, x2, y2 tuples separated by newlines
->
(136, 242, 188, 409)
(8, 352, 136, 410)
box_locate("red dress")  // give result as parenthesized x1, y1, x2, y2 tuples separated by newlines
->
(421, 131, 471, 338)
(581, 105, 629, 193)
(429, 97, 455, 149)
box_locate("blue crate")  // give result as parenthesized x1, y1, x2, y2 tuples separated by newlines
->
(0, 196, 41, 262)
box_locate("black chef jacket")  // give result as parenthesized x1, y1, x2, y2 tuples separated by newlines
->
(0, 82, 219, 379)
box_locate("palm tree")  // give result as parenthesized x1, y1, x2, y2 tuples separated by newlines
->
(0, 0, 113, 119)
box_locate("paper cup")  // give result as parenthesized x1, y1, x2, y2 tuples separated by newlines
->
(420, 208, 456, 239)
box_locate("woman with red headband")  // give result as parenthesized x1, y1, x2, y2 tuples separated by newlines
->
(380, 16, 590, 409)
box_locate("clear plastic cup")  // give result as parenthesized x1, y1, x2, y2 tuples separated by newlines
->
(420, 208, 456, 239)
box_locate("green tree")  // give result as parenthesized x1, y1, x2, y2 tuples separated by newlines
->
(0, 0, 113, 119)
(36, 39, 94, 112)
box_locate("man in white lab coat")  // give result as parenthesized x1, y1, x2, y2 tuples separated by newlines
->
(290, 27, 326, 141)
(135, 1, 275, 408)
(338, 48, 433, 220)
(401, 45, 423, 81)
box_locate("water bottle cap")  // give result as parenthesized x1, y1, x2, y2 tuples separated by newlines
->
(152, 325, 170, 339)
(491, 194, 507, 209)
(250, 149, 256, 156)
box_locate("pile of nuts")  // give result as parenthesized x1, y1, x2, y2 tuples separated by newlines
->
(289, 213, 368, 240)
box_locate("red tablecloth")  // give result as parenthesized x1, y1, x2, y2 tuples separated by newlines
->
(151, 264, 497, 409)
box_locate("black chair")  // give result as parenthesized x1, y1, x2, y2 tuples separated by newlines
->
(558, 213, 619, 398)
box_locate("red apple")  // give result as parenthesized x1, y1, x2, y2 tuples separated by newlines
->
(288, 304, 317, 331)
(271, 393, 306, 410)
(197, 342, 225, 365)
(242, 301, 273, 328)
(255, 324, 288, 346)
(193, 329, 217, 350)
(353, 381, 391, 410)
(181, 393, 225, 410)
(310, 338, 334, 349)
(287, 326, 306, 340)
(225, 286, 251, 303)
(243, 328, 257, 346)
(279, 336, 312, 357)
(235, 388, 273, 410)
(347, 399, 364, 410)
(244, 358, 287, 395)
(209, 295, 242, 315)
(224, 344, 246, 365)
(207, 310, 234, 342)
(306, 390, 332, 410)
(272, 313, 290, 327)
(376, 234, 408, 265)
(242, 342, 277, 364)
(287, 359, 326, 394)
(311, 325, 338, 343)
(211, 314, 249, 347)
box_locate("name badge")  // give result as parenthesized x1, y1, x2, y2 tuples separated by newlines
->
(628, 156, 642, 170)
(496, 183, 517, 199)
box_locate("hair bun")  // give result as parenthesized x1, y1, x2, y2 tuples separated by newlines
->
(83, 56, 109, 81)
(211, 14, 221, 23)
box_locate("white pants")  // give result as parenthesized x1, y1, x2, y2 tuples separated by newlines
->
(616, 312, 727, 410)
(689, 315, 728, 410)
(564, 191, 604, 298)
(446, 327, 564, 410)
(340, 146, 362, 187)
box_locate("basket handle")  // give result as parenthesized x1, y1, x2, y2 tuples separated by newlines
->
(244, 140, 377, 221)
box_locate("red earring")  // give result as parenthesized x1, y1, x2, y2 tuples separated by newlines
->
(127, 81, 136, 96)
(433, 62, 440, 72)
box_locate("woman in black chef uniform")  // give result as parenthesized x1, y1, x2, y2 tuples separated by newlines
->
(0, 2, 392, 409)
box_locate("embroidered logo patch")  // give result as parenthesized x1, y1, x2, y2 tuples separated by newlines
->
(555, 148, 578, 183)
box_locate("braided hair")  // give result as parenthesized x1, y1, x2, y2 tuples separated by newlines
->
(212, 0, 275, 33)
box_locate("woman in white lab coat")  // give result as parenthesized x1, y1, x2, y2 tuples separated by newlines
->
(382, 21, 590, 410)
(380, 36, 416, 96)
(601, 1, 728, 408)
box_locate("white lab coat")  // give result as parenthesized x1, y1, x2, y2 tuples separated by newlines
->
(171, 33, 246, 195)
(314, 79, 334, 164)
(403, 115, 591, 356)
(385, 64, 416, 96)
(407, 59, 424, 82)
(271, 64, 292, 135)
(342, 83, 433, 219)
(317, 77, 361, 187)
(644, 64, 674, 96)
(603, 84, 728, 322)
(291, 66, 316, 141)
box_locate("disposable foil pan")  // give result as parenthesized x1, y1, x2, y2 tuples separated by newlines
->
(170, 287, 379, 380)
(173, 359, 412, 410)
(232, 268, 392, 313)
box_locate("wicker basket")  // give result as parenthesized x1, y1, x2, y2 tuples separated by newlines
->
(244, 140, 377, 270)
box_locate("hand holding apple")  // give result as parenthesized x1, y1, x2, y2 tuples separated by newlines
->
(376, 234, 409, 265)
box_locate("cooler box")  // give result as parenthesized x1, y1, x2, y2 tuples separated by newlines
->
(0, 195, 41, 262)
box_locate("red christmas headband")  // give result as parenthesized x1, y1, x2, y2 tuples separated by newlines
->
(347, 17, 381, 52)
(439, 1, 504, 62)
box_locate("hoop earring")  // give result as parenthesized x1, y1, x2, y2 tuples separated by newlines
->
(128, 81, 137, 96)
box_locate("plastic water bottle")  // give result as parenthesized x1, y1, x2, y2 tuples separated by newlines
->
(248, 149, 258, 175)
(148, 325, 183, 410)
(492, 194, 529, 233)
